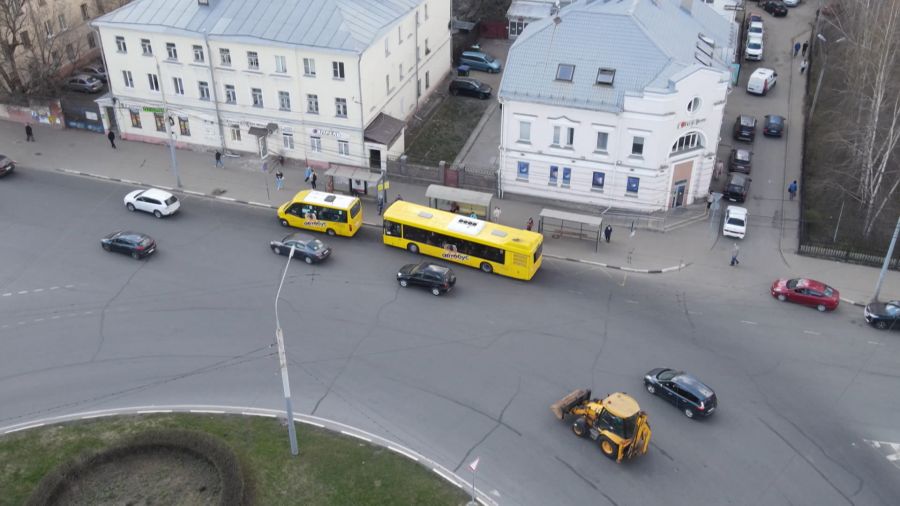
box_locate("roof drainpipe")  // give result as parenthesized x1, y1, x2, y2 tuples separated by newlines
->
(201, 29, 226, 152)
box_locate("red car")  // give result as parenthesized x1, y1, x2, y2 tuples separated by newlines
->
(771, 278, 840, 312)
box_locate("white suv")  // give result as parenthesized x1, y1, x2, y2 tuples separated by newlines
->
(723, 206, 748, 239)
(124, 188, 181, 218)
(745, 35, 764, 61)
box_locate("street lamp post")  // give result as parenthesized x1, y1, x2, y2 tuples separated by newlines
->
(872, 215, 900, 303)
(154, 59, 183, 188)
(809, 34, 845, 121)
(274, 245, 299, 456)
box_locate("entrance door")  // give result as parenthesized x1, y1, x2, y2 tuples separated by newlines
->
(369, 149, 382, 170)
(672, 180, 687, 208)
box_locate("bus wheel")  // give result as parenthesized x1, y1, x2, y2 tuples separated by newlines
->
(480, 262, 493, 273)
(326, 228, 336, 236)
(408, 243, 419, 254)
(279, 219, 289, 227)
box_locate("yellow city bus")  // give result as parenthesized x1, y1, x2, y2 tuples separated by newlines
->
(277, 190, 363, 237)
(382, 201, 543, 280)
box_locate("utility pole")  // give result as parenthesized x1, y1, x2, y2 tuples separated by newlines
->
(274, 245, 299, 456)
(872, 215, 900, 302)
(155, 59, 183, 188)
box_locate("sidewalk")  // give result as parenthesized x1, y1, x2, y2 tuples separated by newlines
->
(3, 119, 898, 304)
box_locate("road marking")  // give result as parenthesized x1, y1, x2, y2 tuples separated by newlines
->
(65, 285, 74, 288)
(864, 439, 900, 470)
(388, 445, 419, 461)
(242, 411, 276, 418)
(17, 291, 27, 294)
(81, 413, 115, 420)
(51, 315, 60, 319)
(1, 325, 8, 329)
(83, 311, 93, 315)
(136, 410, 173, 414)
(17, 322, 26, 325)
(688, 310, 703, 315)
(432, 468, 459, 487)
(3, 423, 44, 434)
(32, 288, 43, 293)
(49, 286, 59, 290)
(867, 340, 882, 345)
(803, 330, 821, 335)
(184, 190, 205, 196)
(34, 318, 44, 323)
(1, 293, 10, 297)
(625, 299, 639, 304)
(190, 409, 225, 414)
(297, 419, 324, 428)
(215, 196, 237, 202)
(341, 431, 372, 443)
(248, 201, 272, 207)
(119, 179, 140, 185)
(740, 320, 758, 325)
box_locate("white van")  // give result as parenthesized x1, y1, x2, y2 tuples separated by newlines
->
(747, 68, 777, 95)
(723, 206, 748, 239)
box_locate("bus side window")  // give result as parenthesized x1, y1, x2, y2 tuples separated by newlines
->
(334, 209, 347, 223)
(403, 224, 428, 243)
(318, 207, 334, 221)
(384, 220, 401, 236)
(350, 201, 361, 218)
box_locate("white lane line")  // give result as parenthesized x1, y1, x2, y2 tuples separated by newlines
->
(190, 410, 225, 414)
(17, 291, 27, 294)
(803, 330, 821, 335)
(119, 179, 140, 185)
(624, 299, 639, 304)
(2, 293, 11, 297)
(65, 285, 74, 288)
(34, 318, 44, 323)
(341, 431, 372, 443)
(248, 201, 272, 207)
(17, 322, 26, 325)
(740, 320, 758, 325)
(51, 315, 60, 320)
(66, 313, 78, 318)
(868, 341, 881, 345)
(4, 423, 44, 434)
(33, 288, 43, 293)
(1, 325, 8, 329)
(83, 311, 93, 315)
(432, 468, 459, 487)
(242, 411, 276, 418)
(297, 419, 324, 428)
(136, 410, 172, 414)
(688, 310, 703, 315)
(81, 413, 115, 420)
(184, 190, 205, 196)
(49, 286, 59, 290)
(388, 445, 419, 462)
(215, 196, 237, 202)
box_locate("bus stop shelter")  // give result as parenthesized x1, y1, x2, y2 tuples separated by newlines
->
(538, 209, 604, 252)
(324, 165, 382, 197)
(425, 184, 494, 221)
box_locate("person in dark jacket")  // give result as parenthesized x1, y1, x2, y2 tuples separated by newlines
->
(107, 130, 117, 149)
(25, 123, 35, 142)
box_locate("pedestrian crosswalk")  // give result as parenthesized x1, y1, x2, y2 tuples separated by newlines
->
(864, 439, 900, 470)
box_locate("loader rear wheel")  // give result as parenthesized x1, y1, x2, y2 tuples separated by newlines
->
(571, 418, 588, 438)
(599, 436, 619, 460)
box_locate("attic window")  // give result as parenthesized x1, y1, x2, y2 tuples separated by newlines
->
(198, 0, 209, 5)
(556, 64, 575, 82)
(596, 68, 615, 85)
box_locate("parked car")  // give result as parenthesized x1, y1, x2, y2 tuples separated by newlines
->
(747, 13, 763, 26)
(644, 368, 718, 419)
(65, 74, 103, 93)
(459, 50, 502, 73)
(397, 261, 456, 296)
(729, 148, 753, 173)
(747, 20, 764, 38)
(745, 35, 764, 61)
(747, 68, 777, 95)
(864, 300, 900, 330)
(723, 172, 751, 202)
(270, 232, 331, 264)
(763, 114, 785, 137)
(0, 154, 14, 177)
(124, 188, 181, 218)
(783, 0, 800, 6)
(733, 115, 757, 142)
(771, 278, 840, 312)
(100, 231, 156, 259)
(79, 63, 107, 82)
(449, 77, 492, 99)
(723, 206, 748, 239)
(761, 0, 788, 16)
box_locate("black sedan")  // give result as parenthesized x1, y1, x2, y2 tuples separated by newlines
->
(0, 154, 14, 177)
(101, 231, 156, 259)
(761, 0, 788, 16)
(864, 300, 900, 330)
(449, 77, 492, 99)
(763, 114, 785, 137)
(397, 261, 456, 296)
(729, 148, 752, 174)
(644, 368, 717, 419)
(270, 232, 331, 264)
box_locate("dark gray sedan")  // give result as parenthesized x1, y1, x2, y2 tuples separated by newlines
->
(0, 154, 14, 177)
(101, 231, 156, 259)
(270, 232, 331, 264)
(644, 368, 717, 419)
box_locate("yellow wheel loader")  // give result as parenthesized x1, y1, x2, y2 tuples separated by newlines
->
(551, 389, 651, 462)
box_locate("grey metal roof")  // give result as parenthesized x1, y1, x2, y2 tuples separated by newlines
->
(499, 0, 734, 111)
(93, 0, 420, 53)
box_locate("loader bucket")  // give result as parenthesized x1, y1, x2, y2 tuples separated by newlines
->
(550, 389, 591, 420)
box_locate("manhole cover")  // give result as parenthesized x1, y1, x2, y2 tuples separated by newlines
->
(211, 188, 227, 196)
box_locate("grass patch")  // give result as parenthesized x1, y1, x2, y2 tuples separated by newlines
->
(404, 96, 491, 166)
(0, 414, 469, 506)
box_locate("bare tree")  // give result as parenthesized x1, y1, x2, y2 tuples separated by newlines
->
(0, 0, 30, 96)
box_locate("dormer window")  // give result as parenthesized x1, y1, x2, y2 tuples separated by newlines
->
(596, 68, 615, 85)
(556, 64, 575, 81)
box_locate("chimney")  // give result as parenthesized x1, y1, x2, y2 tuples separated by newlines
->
(681, 0, 693, 13)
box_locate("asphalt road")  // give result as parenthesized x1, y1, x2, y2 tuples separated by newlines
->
(1, 168, 898, 505)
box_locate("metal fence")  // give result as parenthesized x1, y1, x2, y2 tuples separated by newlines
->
(386, 156, 497, 193)
(799, 243, 899, 270)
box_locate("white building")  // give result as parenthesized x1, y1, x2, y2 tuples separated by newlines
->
(92, 0, 451, 171)
(505, 0, 574, 39)
(498, 0, 736, 212)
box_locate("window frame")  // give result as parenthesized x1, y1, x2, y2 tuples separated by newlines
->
(307, 94, 319, 114)
(335, 98, 348, 118)
(172, 77, 184, 95)
(626, 176, 640, 194)
(303, 58, 316, 77)
(192, 44, 204, 63)
(219, 48, 231, 66)
(147, 73, 159, 92)
(178, 116, 190, 136)
(224, 84, 236, 104)
(140, 38, 152, 56)
(516, 161, 529, 181)
(122, 70, 133, 88)
(247, 51, 259, 70)
(115, 36, 126, 53)
(282, 132, 294, 149)
(278, 90, 291, 111)
(631, 136, 645, 157)
(251, 87, 263, 107)
(310, 136, 322, 152)
(166, 42, 177, 60)
(332, 61, 345, 79)
(518, 121, 531, 143)
(275, 55, 287, 73)
(591, 171, 605, 191)
(198, 81, 210, 101)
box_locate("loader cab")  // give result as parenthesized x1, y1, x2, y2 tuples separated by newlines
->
(597, 393, 641, 440)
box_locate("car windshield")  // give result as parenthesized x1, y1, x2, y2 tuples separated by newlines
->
(823, 286, 834, 297)
(138, 238, 152, 247)
(658, 370, 679, 381)
(727, 184, 743, 193)
(736, 151, 750, 162)
(484, 54, 495, 62)
(885, 304, 900, 315)
(727, 217, 745, 227)
(164, 196, 178, 205)
(748, 42, 762, 50)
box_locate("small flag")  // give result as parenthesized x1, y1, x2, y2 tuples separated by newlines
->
(468, 457, 480, 472)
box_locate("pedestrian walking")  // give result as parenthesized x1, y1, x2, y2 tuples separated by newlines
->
(526, 217, 534, 231)
(801, 41, 809, 57)
(492, 206, 501, 223)
(730, 244, 740, 266)
(107, 130, 117, 149)
(275, 170, 284, 190)
(604, 224, 613, 243)
(800, 59, 808, 74)
(25, 123, 34, 142)
(309, 169, 317, 189)
(793, 42, 801, 57)
(707, 193, 713, 210)
(304, 166, 313, 182)
(215, 150, 224, 168)
(788, 180, 798, 200)
(449, 201, 460, 214)
(714, 160, 724, 181)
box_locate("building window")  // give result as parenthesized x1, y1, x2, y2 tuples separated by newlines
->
(86, 32, 96, 49)
(335, 98, 347, 117)
(424, 2, 429, 19)
(425, 38, 430, 54)
(230, 125, 241, 141)
(122, 70, 133, 88)
(65, 43, 75, 61)
(129, 110, 141, 128)
(562, 167, 571, 187)
(219, 48, 231, 66)
(165, 42, 177, 60)
(553, 126, 574, 147)
(631, 136, 645, 156)
(307, 94, 319, 114)
(338, 140, 349, 156)
(275, 55, 287, 73)
(332, 61, 345, 79)
(178, 117, 190, 136)
(148, 73, 159, 91)
(115, 35, 126, 53)
(278, 91, 290, 111)
(626, 176, 640, 194)
(397, 25, 402, 43)
(549, 166, 559, 185)
(247, 51, 259, 70)
(172, 77, 184, 95)
(517, 161, 529, 181)
(154, 113, 165, 132)
(192, 45, 204, 62)
(687, 97, 701, 113)
(671, 132, 702, 153)
(596, 132, 609, 152)
(303, 58, 316, 76)
(283, 133, 294, 149)
(44, 20, 53, 37)
(198, 81, 210, 100)
(224, 84, 236, 104)
(58, 14, 67, 31)
(591, 171, 605, 190)
(21, 31, 31, 48)
(556, 64, 575, 81)
(141, 38, 151, 56)
(251, 88, 263, 107)
(425, 70, 430, 89)
(518, 121, 531, 143)
(310, 136, 322, 152)
(81, 3, 89, 20)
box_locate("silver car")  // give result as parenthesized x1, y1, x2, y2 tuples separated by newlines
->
(79, 64, 107, 82)
(66, 74, 103, 93)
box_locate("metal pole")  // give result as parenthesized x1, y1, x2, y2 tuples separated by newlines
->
(467, 468, 477, 506)
(155, 59, 183, 188)
(202, 30, 227, 152)
(275, 245, 299, 456)
(808, 53, 827, 121)
(872, 215, 900, 302)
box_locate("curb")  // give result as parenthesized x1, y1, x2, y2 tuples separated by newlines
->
(544, 254, 690, 274)
(0, 405, 498, 506)
(840, 297, 867, 308)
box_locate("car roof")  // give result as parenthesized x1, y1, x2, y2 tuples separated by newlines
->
(733, 149, 751, 160)
(283, 232, 314, 243)
(462, 50, 488, 57)
(672, 373, 715, 399)
(727, 206, 748, 217)
(117, 230, 148, 240)
(751, 68, 775, 78)
(765, 115, 785, 123)
(453, 77, 481, 85)
(795, 278, 828, 291)
(749, 21, 764, 28)
(747, 34, 763, 41)
(417, 262, 451, 275)
(138, 188, 175, 200)
(738, 115, 756, 125)
(728, 172, 748, 183)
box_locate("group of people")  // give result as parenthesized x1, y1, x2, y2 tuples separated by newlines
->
(793, 40, 810, 75)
